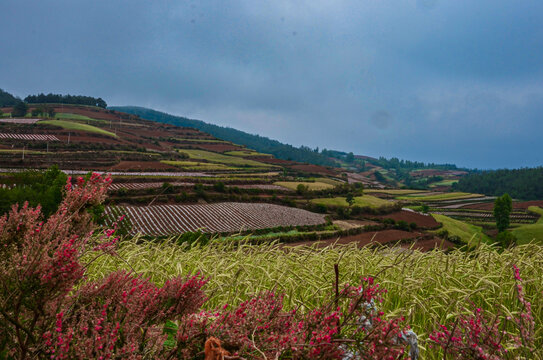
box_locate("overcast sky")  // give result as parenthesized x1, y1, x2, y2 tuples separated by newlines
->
(2, 0, 542, 169)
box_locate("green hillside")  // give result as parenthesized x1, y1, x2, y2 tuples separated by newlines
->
(111, 106, 338, 167)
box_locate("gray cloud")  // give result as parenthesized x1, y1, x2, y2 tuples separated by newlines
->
(1, 0, 542, 168)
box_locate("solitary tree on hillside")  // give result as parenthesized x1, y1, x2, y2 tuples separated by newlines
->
(346, 193, 355, 207)
(11, 101, 28, 117)
(493, 193, 512, 232)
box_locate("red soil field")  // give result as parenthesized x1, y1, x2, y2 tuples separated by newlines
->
(288, 229, 423, 248)
(373, 210, 441, 229)
(462, 200, 543, 210)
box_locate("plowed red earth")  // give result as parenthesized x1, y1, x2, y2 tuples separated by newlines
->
(373, 210, 440, 229)
(462, 200, 543, 210)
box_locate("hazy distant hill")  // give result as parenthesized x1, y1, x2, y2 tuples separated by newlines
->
(112, 106, 338, 167)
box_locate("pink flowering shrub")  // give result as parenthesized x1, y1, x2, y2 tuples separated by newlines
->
(429, 265, 535, 359)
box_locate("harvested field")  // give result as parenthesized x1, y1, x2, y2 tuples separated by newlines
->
(274, 181, 335, 191)
(108, 161, 179, 171)
(108, 182, 195, 191)
(286, 229, 424, 248)
(373, 210, 441, 228)
(0, 133, 59, 141)
(0, 118, 40, 124)
(105, 202, 326, 235)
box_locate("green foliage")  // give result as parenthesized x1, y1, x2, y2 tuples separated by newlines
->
(494, 193, 512, 232)
(454, 167, 543, 200)
(296, 183, 309, 195)
(495, 231, 516, 248)
(24, 92, 107, 108)
(345, 193, 355, 207)
(421, 204, 430, 213)
(0, 166, 67, 217)
(0, 88, 20, 107)
(213, 182, 226, 192)
(175, 230, 209, 246)
(11, 101, 28, 117)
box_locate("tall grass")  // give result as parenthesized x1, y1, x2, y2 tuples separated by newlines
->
(86, 240, 543, 358)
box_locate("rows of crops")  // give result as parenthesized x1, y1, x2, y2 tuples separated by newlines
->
(0, 118, 41, 124)
(0, 133, 59, 141)
(108, 182, 289, 191)
(105, 202, 326, 235)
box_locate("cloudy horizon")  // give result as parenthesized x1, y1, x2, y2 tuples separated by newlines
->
(2, 0, 542, 169)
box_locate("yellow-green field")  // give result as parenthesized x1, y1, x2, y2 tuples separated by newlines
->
(398, 192, 483, 201)
(178, 149, 274, 168)
(224, 150, 273, 157)
(160, 160, 234, 171)
(431, 213, 492, 245)
(512, 207, 543, 244)
(86, 239, 543, 359)
(366, 189, 426, 195)
(311, 195, 394, 208)
(38, 120, 117, 137)
(274, 181, 335, 191)
(55, 112, 98, 121)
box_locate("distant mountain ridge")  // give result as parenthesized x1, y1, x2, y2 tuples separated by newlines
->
(111, 106, 338, 167)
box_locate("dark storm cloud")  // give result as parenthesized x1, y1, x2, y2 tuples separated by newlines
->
(1, 0, 542, 168)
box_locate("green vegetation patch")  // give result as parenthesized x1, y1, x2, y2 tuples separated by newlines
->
(55, 113, 97, 121)
(429, 179, 459, 187)
(311, 195, 393, 208)
(179, 149, 274, 168)
(38, 120, 117, 137)
(274, 181, 335, 191)
(224, 150, 273, 157)
(160, 160, 234, 171)
(366, 189, 426, 195)
(174, 138, 229, 143)
(512, 207, 543, 244)
(431, 214, 492, 245)
(398, 192, 483, 201)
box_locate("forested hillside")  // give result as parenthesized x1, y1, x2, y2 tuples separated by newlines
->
(0, 88, 20, 107)
(112, 106, 338, 167)
(453, 167, 543, 200)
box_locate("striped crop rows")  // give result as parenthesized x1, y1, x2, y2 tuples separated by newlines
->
(104, 202, 326, 235)
(0, 133, 59, 141)
(0, 118, 40, 124)
(108, 182, 195, 191)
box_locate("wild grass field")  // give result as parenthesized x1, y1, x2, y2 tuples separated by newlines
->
(86, 239, 543, 359)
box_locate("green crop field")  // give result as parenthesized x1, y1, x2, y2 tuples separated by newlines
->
(274, 181, 335, 191)
(178, 149, 274, 168)
(224, 150, 272, 157)
(85, 239, 543, 359)
(366, 189, 426, 195)
(512, 207, 543, 244)
(160, 160, 234, 171)
(311, 195, 393, 208)
(398, 192, 483, 201)
(55, 112, 97, 121)
(38, 120, 117, 137)
(431, 214, 492, 245)
(429, 179, 459, 187)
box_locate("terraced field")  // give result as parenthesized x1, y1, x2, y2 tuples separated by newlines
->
(274, 181, 335, 191)
(178, 149, 275, 168)
(311, 195, 394, 208)
(105, 202, 326, 235)
(0, 133, 59, 141)
(38, 120, 117, 137)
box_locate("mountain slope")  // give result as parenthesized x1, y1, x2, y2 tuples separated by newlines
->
(111, 106, 338, 167)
